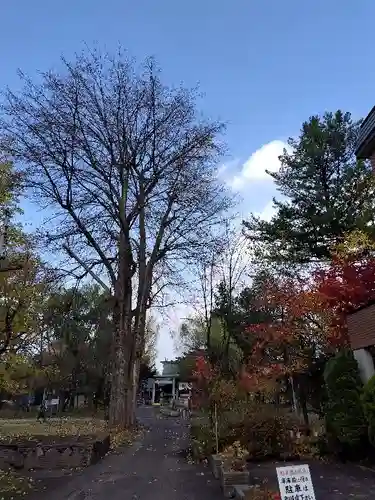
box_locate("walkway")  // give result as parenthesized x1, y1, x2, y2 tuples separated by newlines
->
(42, 407, 221, 500)
(29, 407, 375, 499)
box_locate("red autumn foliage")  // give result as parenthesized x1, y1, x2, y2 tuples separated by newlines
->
(194, 355, 216, 381)
(192, 256, 375, 396)
(243, 279, 316, 382)
(241, 255, 375, 382)
(244, 256, 375, 376)
(312, 255, 375, 346)
(238, 364, 285, 392)
(192, 355, 217, 408)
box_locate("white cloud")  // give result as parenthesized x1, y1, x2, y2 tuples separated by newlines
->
(155, 302, 194, 371)
(229, 140, 288, 190)
(216, 158, 240, 181)
(216, 163, 228, 177)
(257, 200, 277, 222)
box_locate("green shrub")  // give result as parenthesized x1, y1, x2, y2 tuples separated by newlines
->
(361, 374, 375, 446)
(190, 402, 254, 458)
(191, 400, 296, 460)
(324, 349, 366, 448)
(190, 410, 243, 458)
(240, 405, 293, 459)
(190, 417, 215, 459)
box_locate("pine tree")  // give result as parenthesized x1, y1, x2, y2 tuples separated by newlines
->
(244, 111, 375, 264)
(324, 349, 366, 449)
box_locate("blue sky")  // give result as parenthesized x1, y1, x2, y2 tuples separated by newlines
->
(3, 0, 375, 366)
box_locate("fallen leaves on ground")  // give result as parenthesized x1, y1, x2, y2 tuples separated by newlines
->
(0, 470, 34, 500)
(0, 417, 142, 498)
(109, 426, 143, 452)
(0, 418, 107, 443)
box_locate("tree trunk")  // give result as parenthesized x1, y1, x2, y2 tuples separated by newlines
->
(108, 267, 135, 428)
(109, 312, 134, 428)
(108, 223, 137, 429)
(109, 346, 133, 426)
(132, 356, 141, 411)
(296, 377, 310, 428)
(130, 304, 148, 425)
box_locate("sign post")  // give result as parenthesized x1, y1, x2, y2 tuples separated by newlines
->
(276, 464, 316, 500)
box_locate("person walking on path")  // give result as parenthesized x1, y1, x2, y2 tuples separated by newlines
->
(37, 398, 47, 423)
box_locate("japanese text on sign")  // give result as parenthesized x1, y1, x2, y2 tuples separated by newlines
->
(276, 464, 316, 500)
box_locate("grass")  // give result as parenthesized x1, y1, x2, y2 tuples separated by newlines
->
(0, 412, 143, 447)
(0, 417, 107, 443)
(0, 407, 105, 420)
(0, 415, 108, 498)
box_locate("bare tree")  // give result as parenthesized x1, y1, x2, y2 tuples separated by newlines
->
(143, 315, 159, 367)
(197, 251, 216, 351)
(192, 223, 250, 367)
(1, 49, 233, 427)
(215, 224, 251, 367)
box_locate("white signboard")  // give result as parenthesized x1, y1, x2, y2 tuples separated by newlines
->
(276, 464, 316, 500)
(178, 382, 192, 391)
(50, 398, 59, 406)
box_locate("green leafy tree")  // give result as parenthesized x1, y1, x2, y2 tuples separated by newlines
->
(0, 161, 22, 209)
(0, 162, 49, 358)
(0, 162, 52, 395)
(178, 314, 242, 378)
(0, 353, 38, 394)
(178, 315, 207, 353)
(1, 251, 47, 358)
(324, 349, 366, 449)
(41, 285, 113, 408)
(219, 269, 279, 361)
(244, 111, 375, 265)
(0, 161, 23, 272)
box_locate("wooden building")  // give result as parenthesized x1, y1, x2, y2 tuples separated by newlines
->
(347, 303, 375, 381)
(350, 106, 375, 381)
(356, 106, 375, 171)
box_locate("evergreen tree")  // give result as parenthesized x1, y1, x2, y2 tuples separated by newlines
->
(244, 111, 375, 264)
(324, 349, 366, 449)
(361, 374, 375, 446)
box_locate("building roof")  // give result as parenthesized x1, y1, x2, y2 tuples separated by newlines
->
(347, 299, 375, 316)
(356, 106, 375, 159)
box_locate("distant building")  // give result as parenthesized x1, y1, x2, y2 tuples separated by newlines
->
(146, 352, 206, 405)
(160, 360, 179, 377)
(148, 359, 179, 404)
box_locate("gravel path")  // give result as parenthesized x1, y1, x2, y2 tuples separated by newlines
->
(41, 406, 220, 500)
